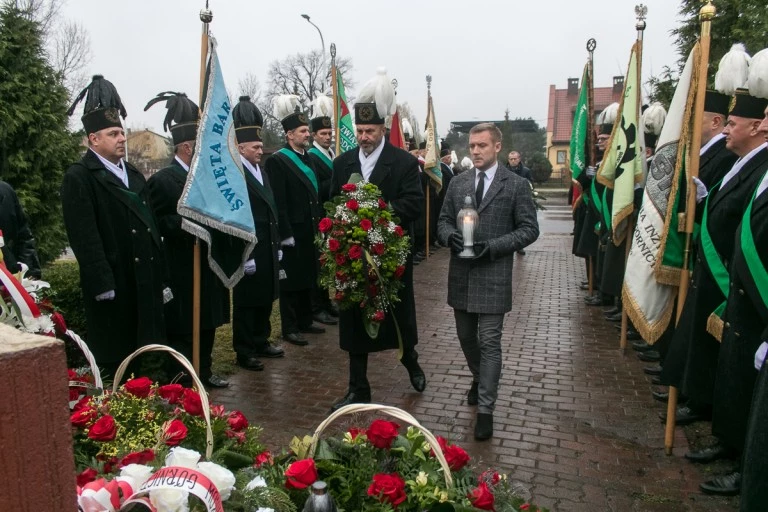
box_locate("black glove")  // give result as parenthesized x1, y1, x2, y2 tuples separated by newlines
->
(473, 241, 490, 260)
(449, 231, 464, 253)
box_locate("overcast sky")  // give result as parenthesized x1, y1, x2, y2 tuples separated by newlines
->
(60, 0, 683, 136)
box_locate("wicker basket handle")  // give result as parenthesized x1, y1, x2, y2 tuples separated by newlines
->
(308, 403, 453, 488)
(112, 344, 213, 459)
(66, 329, 103, 390)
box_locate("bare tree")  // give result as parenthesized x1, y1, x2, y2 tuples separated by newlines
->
(237, 72, 262, 103)
(13, 0, 60, 35)
(397, 102, 423, 144)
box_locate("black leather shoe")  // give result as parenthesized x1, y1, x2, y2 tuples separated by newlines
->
(585, 296, 612, 306)
(299, 323, 326, 334)
(659, 405, 711, 425)
(652, 390, 669, 402)
(254, 345, 285, 358)
(638, 350, 661, 362)
(633, 341, 652, 352)
(408, 370, 426, 393)
(581, 280, 588, 286)
(474, 413, 494, 441)
(685, 444, 731, 464)
(467, 382, 479, 406)
(651, 376, 662, 385)
(313, 311, 338, 325)
(327, 303, 339, 317)
(330, 391, 371, 412)
(644, 365, 662, 376)
(236, 357, 264, 371)
(699, 472, 741, 496)
(206, 374, 230, 388)
(606, 312, 623, 322)
(603, 306, 620, 316)
(579, 283, 589, 291)
(626, 329, 642, 341)
(283, 332, 309, 346)
(517, 250, 526, 255)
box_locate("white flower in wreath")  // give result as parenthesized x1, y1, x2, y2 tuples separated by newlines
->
(21, 313, 54, 334)
(165, 447, 201, 469)
(256, 508, 275, 512)
(197, 461, 236, 501)
(245, 475, 267, 490)
(149, 488, 189, 512)
(118, 463, 154, 489)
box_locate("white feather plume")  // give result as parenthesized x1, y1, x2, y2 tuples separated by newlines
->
(401, 118, 413, 137)
(642, 102, 667, 136)
(748, 48, 768, 100)
(451, 150, 458, 166)
(312, 94, 333, 119)
(715, 43, 751, 95)
(461, 156, 473, 170)
(357, 67, 396, 119)
(597, 102, 619, 125)
(273, 95, 301, 121)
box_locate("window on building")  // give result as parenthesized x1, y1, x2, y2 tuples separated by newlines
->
(557, 150, 567, 164)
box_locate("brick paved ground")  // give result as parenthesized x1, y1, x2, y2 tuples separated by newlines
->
(211, 195, 739, 512)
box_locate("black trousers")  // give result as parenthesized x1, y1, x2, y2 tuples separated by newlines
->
(279, 288, 313, 334)
(311, 282, 333, 315)
(167, 328, 216, 380)
(232, 304, 272, 358)
(348, 349, 420, 395)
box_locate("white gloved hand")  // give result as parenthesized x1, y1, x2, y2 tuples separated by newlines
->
(278, 249, 283, 261)
(693, 176, 708, 203)
(755, 342, 768, 370)
(281, 237, 296, 247)
(95, 290, 115, 301)
(585, 166, 597, 178)
(244, 259, 256, 275)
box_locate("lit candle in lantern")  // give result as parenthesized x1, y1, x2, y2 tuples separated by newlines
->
(457, 196, 479, 258)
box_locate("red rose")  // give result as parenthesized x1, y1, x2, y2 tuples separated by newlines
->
(51, 311, 67, 336)
(348, 245, 363, 260)
(226, 429, 247, 444)
(335, 253, 347, 266)
(76, 467, 98, 487)
(341, 183, 357, 192)
(163, 419, 188, 446)
(102, 456, 119, 474)
(371, 311, 386, 322)
(70, 407, 96, 428)
(367, 473, 407, 507)
(227, 411, 249, 432)
(360, 218, 372, 231)
(335, 291, 345, 301)
(124, 376, 153, 398)
(346, 199, 359, 211)
(366, 419, 400, 449)
(69, 388, 81, 401)
(367, 284, 379, 297)
(520, 505, 530, 511)
(210, 404, 226, 418)
(328, 238, 340, 252)
(378, 198, 387, 209)
(318, 217, 333, 233)
(394, 265, 405, 279)
(348, 427, 364, 440)
(394, 226, 404, 237)
(478, 470, 501, 486)
(72, 396, 92, 412)
(335, 270, 348, 281)
(254, 450, 273, 468)
(158, 383, 184, 404)
(372, 243, 385, 255)
(87, 415, 117, 442)
(468, 482, 495, 510)
(182, 389, 203, 417)
(119, 449, 155, 467)
(438, 437, 470, 471)
(284, 458, 318, 489)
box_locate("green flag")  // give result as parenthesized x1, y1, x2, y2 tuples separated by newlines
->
(569, 63, 590, 183)
(423, 93, 443, 192)
(335, 69, 357, 153)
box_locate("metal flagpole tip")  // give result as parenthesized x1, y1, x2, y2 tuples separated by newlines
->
(700, 0, 716, 20)
(330, 43, 336, 59)
(391, 78, 398, 91)
(634, 4, 648, 30)
(199, 8, 213, 23)
(587, 38, 597, 52)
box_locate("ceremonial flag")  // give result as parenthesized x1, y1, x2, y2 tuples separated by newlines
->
(570, 63, 591, 184)
(178, 36, 257, 288)
(423, 93, 443, 192)
(389, 109, 405, 149)
(597, 41, 645, 244)
(335, 69, 357, 153)
(623, 44, 700, 343)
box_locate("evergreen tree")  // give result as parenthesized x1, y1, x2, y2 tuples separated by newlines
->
(0, 2, 82, 265)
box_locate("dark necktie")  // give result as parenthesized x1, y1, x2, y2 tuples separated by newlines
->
(475, 170, 485, 207)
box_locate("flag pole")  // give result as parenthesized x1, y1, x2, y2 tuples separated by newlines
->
(587, 38, 596, 296)
(192, 3, 212, 376)
(425, 75, 432, 260)
(665, 0, 715, 456)
(620, 5, 646, 351)
(331, 43, 340, 157)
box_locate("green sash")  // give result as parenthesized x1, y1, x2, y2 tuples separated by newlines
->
(308, 147, 333, 170)
(590, 180, 602, 215)
(700, 178, 730, 339)
(741, 177, 768, 311)
(277, 148, 318, 193)
(601, 186, 612, 233)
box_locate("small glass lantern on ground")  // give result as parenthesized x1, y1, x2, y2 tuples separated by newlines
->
(457, 195, 479, 258)
(303, 480, 338, 512)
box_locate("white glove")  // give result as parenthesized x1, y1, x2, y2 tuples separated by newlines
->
(95, 290, 115, 301)
(244, 259, 256, 275)
(693, 176, 708, 203)
(585, 166, 596, 178)
(755, 342, 768, 370)
(281, 237, 296, 247)
(278, 249, 283, 261)
(162, 287, 174, 304)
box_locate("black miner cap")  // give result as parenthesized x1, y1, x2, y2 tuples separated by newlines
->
(440, 140, 451, 158)
(233, 96, 264, 143)
(68, 75, 127, 134)
(704, 90, 731, 116)
(728, 89, 768, 119)
(143, 91, 199, 145)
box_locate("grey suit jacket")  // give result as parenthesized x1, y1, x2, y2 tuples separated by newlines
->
(437, 163, 539, 314)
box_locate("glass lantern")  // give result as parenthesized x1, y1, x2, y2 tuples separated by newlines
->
(457, 195, 479, 259)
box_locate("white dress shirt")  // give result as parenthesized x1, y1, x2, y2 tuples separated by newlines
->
(359, 136, 386, 181)
(700, 132, 726, 156)
(312, 141, 334, 161)
(240, 156, 263, 185)
(174, 155, 189, 172)
(720, 142, 768, 189)
(91, 149, 128, 187)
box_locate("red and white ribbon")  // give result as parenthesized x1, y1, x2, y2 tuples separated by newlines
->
(121, 466, 224, 512)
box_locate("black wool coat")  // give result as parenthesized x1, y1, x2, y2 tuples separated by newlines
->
(698, 136, 738, 189)
(61, 150, 167, 364)
(308, 146, 334, 203)
(264, 145, 323, 292)
(146, 160, 229, 334)
(233, 167, 280, 307)
(740, 326, 768, 511)
(0, 181, 40, 278)
(331, 141, 423, 354)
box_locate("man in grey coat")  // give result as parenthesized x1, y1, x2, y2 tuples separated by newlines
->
(438, 123, 540, 440)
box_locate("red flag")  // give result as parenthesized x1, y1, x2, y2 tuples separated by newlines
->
(389, 110, 405, 149)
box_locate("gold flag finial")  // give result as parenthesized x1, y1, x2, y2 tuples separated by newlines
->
(700, 0, 716, 21)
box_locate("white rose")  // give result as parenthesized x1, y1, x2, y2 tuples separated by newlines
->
(197, 461, 236, 501)
(256, 509, 275, 512)
(117, 464, 154, 491)
(415, 471, 428, 487)
(149, 488, 190, 512)
(245, 475, 267, 490)
(165, 447, 201, 469)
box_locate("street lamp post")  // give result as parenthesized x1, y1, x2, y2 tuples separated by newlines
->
(301, 14, 327, 99)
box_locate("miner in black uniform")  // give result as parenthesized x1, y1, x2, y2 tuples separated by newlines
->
(0, 181, 40, 278)
(62, 76, 168, 376)
(265, 96, 326, 346)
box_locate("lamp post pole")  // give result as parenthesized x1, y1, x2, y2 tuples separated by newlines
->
(301, 14, 327, 98)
